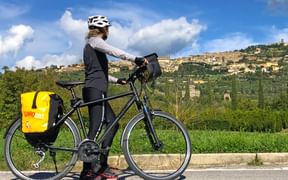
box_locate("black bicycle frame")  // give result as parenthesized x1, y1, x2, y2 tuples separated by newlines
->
(54, 81, 143, 145)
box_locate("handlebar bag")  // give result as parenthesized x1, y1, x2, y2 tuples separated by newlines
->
(143, 53, 162, 82)
(21, 91, 63, 146)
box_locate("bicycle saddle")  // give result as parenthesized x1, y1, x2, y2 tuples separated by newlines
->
(56, 81, 84, 89)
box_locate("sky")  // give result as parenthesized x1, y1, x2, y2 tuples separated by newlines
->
(0, 0, 288, 70)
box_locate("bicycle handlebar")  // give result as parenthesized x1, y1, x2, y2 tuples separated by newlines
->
(127, 66, 146, 83)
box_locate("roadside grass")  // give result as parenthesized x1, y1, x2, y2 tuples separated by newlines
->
(2, 129, 288, 170)
(190, 130, 288, 153)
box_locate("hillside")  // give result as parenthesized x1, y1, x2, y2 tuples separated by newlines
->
(55, 41, 288, 76)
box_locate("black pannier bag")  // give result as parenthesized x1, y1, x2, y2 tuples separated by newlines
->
(141, 53, 162, 82)
(21, 91, 64, 146)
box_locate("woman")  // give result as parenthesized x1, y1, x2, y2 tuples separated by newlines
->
(80, 15, 147, 180)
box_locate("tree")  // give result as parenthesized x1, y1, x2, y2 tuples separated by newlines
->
(184, 79, 190, 100)
(164, 78, 170, 97)
(258, 70, 264, 109)
(0, 69, 30, 126)
(0, 68, 66, 127)
(199, 78, 213, 106)
(2, 66, 9, 73)
(231, 74, 238, 110)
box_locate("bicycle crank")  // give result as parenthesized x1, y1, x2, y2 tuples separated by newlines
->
(78, 139, 100, 163)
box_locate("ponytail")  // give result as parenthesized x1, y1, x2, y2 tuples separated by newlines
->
(86, 27, 108, 39)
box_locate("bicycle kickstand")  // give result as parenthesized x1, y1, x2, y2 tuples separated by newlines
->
(50, 150, 59, 173)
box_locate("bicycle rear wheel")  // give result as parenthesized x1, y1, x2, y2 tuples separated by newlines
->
(122, 111, 191, 180)
(4, 117, 81, 180)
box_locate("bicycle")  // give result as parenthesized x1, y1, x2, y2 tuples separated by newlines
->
(4, 67, 192, 180)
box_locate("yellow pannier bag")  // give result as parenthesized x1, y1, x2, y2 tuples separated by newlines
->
(21, 91, 63, 133)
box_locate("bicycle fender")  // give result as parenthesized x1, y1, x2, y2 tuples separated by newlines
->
(3, 118, 20, 139)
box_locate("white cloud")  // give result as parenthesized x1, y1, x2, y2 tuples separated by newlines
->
(41, 54, 80, 67)
(58, 10, 86, 59)
(203, 33, 256, 53)
(15, 54, 80, 70)
(58, 10, 138, 55)
(59, 10, 86, 42)
(23, 24, 70, 56)
(171, 40, 201, 58)
(15, 56, 42, 70)
(58, 10, 205, 57)
(269, 26, 288, 42)
(107, 22, 134, 52)
(128, 17, 205, 56)
(2, 8, 205, 69)
(80, 3, 162, 53)
(0, 24, 34, 56)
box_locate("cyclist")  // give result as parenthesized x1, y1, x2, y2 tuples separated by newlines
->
(80, 15, 148, 180)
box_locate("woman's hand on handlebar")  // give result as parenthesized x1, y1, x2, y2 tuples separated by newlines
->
(127, 56, 150, 83)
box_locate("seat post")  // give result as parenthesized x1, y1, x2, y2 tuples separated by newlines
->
(68, 86, 88, 138)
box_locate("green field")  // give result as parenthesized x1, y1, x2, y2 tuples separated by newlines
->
(2, 129, 288, 170)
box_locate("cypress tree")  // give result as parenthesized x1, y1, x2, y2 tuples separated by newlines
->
(231, 74, 238, 110)
(184, 79, 190, 100)
(258, 70, 264, 109)
(165, 78, 170, 97)
(207, 78, 213, 106)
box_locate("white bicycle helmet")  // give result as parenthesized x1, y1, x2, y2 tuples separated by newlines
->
(88, 15, 111, 28)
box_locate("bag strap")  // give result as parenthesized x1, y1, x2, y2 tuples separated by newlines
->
(32, 91, 40, 109)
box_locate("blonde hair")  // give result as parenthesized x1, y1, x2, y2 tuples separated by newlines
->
(86, 27, 108, 39)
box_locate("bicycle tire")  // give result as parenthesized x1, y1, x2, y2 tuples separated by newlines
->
(121, 110, 191, 180)
(4, 117, 81, 180)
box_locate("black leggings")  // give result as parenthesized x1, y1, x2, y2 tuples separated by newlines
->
(82, 87, 119, 171)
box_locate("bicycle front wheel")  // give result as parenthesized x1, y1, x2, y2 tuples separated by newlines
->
(122, 111, 191, 180)
(4, 117, 81, 180)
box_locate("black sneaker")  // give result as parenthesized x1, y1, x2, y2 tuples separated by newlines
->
(98, 167, 118, 179)
(80, 170, 102, 180)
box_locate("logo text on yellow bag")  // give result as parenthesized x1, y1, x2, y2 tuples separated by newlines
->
(21, 91, 54, 133)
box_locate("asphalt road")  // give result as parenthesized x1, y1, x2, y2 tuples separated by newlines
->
(2, 166, 288, 180)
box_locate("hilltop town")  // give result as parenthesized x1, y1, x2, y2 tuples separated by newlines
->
(58, 39, 288, 75)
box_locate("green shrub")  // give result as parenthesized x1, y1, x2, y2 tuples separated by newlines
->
(189, 108, 284, 132)
(225, 109, 282, 132)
